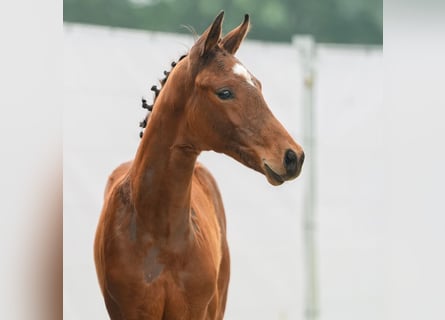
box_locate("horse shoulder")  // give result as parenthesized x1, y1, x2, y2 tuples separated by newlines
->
(192, 162, 226, 231)
(192, 163, 230, 318)
(95, 161, 135, 294)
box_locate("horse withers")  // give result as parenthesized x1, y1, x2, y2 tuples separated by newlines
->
(94, 11, 304, 320)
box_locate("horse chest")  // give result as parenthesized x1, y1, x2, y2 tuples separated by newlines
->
(119, 242, 219, 319)
(144, 241, 220, 298)
(167, 250, 221, 318)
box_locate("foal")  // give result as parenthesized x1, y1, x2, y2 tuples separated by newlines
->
(94, 11, 304, 319)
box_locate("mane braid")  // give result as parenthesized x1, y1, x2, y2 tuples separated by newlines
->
(139, 54, 188, 138)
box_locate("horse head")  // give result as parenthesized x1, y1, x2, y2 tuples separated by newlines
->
(161, 11, 304, 185)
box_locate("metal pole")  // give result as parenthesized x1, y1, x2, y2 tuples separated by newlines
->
(293, 35, 318, 320)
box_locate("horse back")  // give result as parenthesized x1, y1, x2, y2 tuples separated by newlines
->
(103, 160, 132, 199)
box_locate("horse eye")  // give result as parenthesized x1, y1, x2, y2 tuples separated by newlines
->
(216, 89, 234, 100)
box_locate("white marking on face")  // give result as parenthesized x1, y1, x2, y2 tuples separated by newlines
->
(232, 63, 255, 87)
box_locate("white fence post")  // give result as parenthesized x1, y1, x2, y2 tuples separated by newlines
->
(293, 35, 319, 320)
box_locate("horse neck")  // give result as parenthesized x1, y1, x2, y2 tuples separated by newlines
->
(130, 81, 198, 242)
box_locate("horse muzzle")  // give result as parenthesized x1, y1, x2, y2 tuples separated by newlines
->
(263, 149, 305, 186)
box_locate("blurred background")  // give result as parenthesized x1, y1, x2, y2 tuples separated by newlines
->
(64, 0, 382, 44)
(64, 1, 389, 320)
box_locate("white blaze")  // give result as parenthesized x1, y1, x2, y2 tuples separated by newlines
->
(232, 63, 255, 87)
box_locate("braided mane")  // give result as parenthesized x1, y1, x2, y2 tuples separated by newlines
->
(139, 54, 188, 138)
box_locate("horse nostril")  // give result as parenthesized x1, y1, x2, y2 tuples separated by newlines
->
(284, 149, 298, 175)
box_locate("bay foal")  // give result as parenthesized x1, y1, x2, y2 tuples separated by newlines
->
(94, 12, 304, 319)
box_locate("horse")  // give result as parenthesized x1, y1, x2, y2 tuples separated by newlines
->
(94, 11, 305, 320)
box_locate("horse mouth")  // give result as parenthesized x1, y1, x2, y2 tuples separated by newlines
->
(264, 162, 285, 186)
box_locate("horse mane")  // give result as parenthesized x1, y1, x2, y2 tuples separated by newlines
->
(139, 53, 188, 138)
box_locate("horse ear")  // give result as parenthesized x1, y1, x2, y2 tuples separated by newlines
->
(220, 14, 250, 55)
(199, 11, 224, 56)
